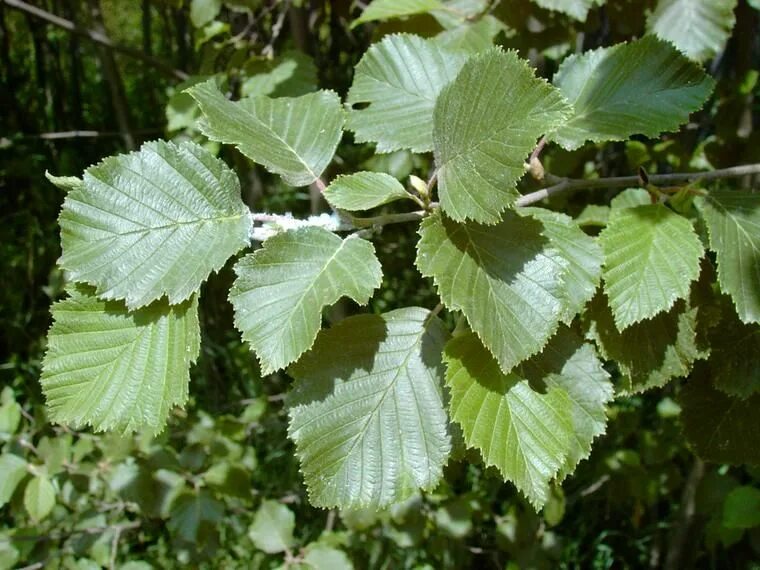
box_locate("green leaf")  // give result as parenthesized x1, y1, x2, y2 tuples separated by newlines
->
(24, 475, 56, 521)
(352, 0, 444, 26)
(302, 545, 353, 570)
(523, 207, 603, 323)
(696, 190, 760, 324)
(680, 366, 760, 466)
(610, 188, 651, 210)
(575, 204, 610, 228)
(417, 211, 568, 374)
(647, 0, 738, 62)
(188, 79, 344, 186)
(241, 51, 318, 98)
(708, 304, 760, 397)
(248, 500, 295, 553)
(433, 16, 505, 54)
(288, 308, 451, 510)
(723, 486, 760, 529)
(552, 36, 715, 150)
(45, 171, 83, 193)
(520, 327, 612, 479)
(433, 48, 571, 223)
(531, 0, 600, 21)
(0, 454, 27, 507)
(40, 285, 200, 434)
(190, 0, 221, 27)
(59, 140, 251, 309)
(346, 34, 468, 154)
(599, 204, 703, 329)
(444, 329, 610, 508)
(230, 228, 382, 374)
(585, 294, 707, 394)
(323, 172, 412, 211)
(168, 491, 224, 542)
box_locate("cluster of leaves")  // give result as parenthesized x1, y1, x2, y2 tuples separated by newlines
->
(37, 0, 760, 518)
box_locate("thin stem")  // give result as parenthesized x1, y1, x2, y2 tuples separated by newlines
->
(516, 163, 760, 207)
(529, 136, 548, 162)
(348, 210, 426, 228)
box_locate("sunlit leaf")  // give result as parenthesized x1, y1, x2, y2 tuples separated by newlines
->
(324, 171, 412, 211)
(248, 500, 295, 553)
(353, 0, 444, 26)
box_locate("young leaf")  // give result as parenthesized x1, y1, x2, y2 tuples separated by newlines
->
(610, 188, 651, 210)
(288, 308, 451, 510)
(680, 366, 760, 467)
(531, 0, 599, 21)
(323, 171, 412, 211)
(45, 171, 83, 193)
(40, 285, 200, 434)
(23, 476, 55, 522)
(599, 204, 703, 330)
(187, 79, 344, 186)
(346, 34, 468, 154)
(417, 211, 568, 374)
(696, 190, 760, 324)
(59, 140, 251, 309)
(445, 332, 574, 508)
(352, 0, 443, 26)
(552, 36, 715, 150)
(585, 294, 707, 394)
(706, 300, 760, 397)
(647, 0, 738, 62)
(433, 48, 571, 223)
(230, 228, 382, 374)
(248, 500, 295, 553)
(523, 207, 603, 323)
(0, 454, 27, 507)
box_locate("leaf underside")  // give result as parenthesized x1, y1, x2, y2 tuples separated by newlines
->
(288, 308, 451, 510)
(323, 171, 411, 211)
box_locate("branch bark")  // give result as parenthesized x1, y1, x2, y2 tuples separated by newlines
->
(1, 0, 188, 80)
(516, 163, 760, 207)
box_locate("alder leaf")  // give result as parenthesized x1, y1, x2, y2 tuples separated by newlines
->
(445, 332, 571, 509)
(40, 285, 200, 434)
(346, 34, 468, 154)
(323, 171, 412, 211)
(352, 0, 444, 26)
(433, 16, 505, 54)
(523, 207, 603, 323)
(647, 0, 738, 62)
(531, 0, 600, 21)
(552, 36, 715, 150)
(680, 366, 760, 467)
(230, 228, 382, 374)
(696, 190, 760, 324)
(599, 204, 704, 330)
(288, 308, 451, 510)
(241, 51, 318, 98)
(433, 48, 572, 223)
(585, 294, 707, 394)
(519, 327, 612, 479)
(417, 211, 568, 374)
(45, 171, 83, 193)
(59, 140, 252, 309)
(188, 79, 344, 186)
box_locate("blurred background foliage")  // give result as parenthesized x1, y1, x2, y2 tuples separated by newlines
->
(1, 0, 760, 568)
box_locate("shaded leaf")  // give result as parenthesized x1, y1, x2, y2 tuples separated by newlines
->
(24, 476, 55, 521)
(680, 367, 760, 466)
(288, 308, 451, 510)
(433, 48, 571, 223)
(552, 36, 714, 150)
(59, 140, 251, 309)
(40, 286, 200, 434)
(723, 487, 760, 529)
(168, 491, 224, 542)
(531, 0, 600, 21)
(417, 211, 568, 374)
(0, 454, 27, 507)
(230, 228, 382, 374)
(599, 204, 703, 329)
(241, 51, 318, 98)
(648, 0, 738, 62)
(346, 34, 468, 154)
(188, 79, 344, 186)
